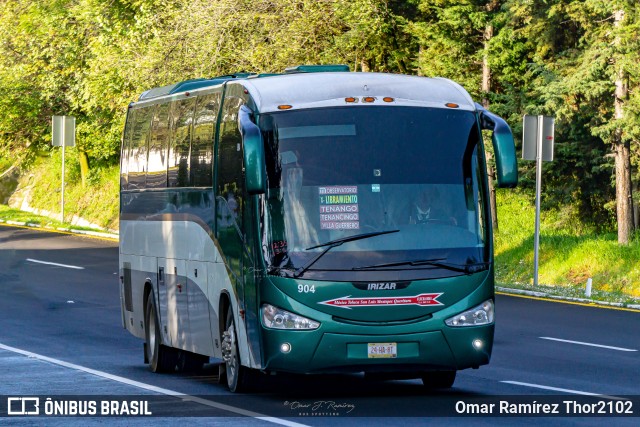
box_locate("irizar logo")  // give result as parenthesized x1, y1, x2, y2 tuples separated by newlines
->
(367, 282, 397, 290)
(352, 281, 410, 291)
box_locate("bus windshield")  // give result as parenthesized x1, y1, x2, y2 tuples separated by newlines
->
(260, 106, 489, 281)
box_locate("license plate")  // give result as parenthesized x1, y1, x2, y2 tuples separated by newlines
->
(367, 342, 397, 358)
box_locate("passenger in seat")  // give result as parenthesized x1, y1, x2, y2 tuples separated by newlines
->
(410, 187, 457, 225)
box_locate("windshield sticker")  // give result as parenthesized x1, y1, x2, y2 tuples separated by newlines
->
(271, 240, 288, 255)
(319, 293, 443, 309)
(319, 186, 359, 230)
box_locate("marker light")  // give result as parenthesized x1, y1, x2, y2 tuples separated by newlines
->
(382, 97, 394, 102)
(278, 105, 293, 110)
(445, 300, 494, 327)
(445, 103, 459, 108)
(262, 304, 320, 330)
(362, 97, 376, 103)
(345, 97, 358, 103)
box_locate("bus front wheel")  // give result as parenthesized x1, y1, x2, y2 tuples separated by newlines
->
(145, 292, 178, 373)
(222, 310, 253, 392)
(421, 370, 456, 389)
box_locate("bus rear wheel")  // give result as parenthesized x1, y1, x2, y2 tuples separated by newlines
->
(221, 310, 253, 392)
(145, 292, 178, 373)
(421, 370, 456, 389)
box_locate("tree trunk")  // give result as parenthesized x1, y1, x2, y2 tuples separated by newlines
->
(633, 182, 640, 230)
(482, 22, 499, 232)
(78, 150, 90, 188)
(613, 9, 633, 244)
(482, 24, 493, 109)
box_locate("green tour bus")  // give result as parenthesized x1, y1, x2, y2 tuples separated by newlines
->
(119, 65, 517, 392)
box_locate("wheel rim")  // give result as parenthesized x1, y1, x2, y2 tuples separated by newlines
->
(148, 307, 156, 355)
(224, 321, 238, 386)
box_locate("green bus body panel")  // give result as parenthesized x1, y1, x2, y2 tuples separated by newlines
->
(266, 271, 490, 322)
(258, 270, 495, 373)
(285, 64, 350, 73)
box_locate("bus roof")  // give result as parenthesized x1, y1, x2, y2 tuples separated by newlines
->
(242, 72, 476, 113)
(134, 70, 477, 113)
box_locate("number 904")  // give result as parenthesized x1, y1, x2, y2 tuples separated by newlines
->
(298, 284, 316, 293)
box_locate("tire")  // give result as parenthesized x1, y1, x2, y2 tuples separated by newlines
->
(221, 309, 253, 392)
(145, 292, 178, 373)
(177, 351, 208, 373)
(421, 370, 456, 389)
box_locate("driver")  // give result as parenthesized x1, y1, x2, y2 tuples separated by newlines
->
(410, 187, 456, 225)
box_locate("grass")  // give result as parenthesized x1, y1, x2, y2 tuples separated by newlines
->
(16, 150, 119, 230)
(0, 205, 108, 234)
(495, 189, 640, 300)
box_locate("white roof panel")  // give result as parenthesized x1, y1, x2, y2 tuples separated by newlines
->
(241, 72, 476, 113)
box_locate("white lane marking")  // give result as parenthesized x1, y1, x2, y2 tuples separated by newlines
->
(0, 342, 308, 427)
(26, 258, 84, 270)
(540, 336, 638, 352)
(501, 381, 626, 400)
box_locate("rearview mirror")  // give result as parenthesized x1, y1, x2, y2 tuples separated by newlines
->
(238, 105, 267, 195)
(478, 107, 518, 188)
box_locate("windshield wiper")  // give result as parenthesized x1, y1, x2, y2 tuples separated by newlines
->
(352, 259, 490, 274)
(293, 230, 399, 278)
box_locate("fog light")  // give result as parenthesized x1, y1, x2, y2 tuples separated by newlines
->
(472, 339, 483, 350)
(280, 343, 291, 353)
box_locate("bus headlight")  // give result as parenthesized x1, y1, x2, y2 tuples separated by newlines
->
(262, 304, 320, 330)
(445, 299, 494, 327)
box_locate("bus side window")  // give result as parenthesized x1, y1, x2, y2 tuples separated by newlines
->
(216, 96, 245, 231)
(120, 109, 135, 190)
(191, 93, 220, 187)
(168, 97, 197, 188)
(146, 102, 171, 188)
(128, 106, 154, 190)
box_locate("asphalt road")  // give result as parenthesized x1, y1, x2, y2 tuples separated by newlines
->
(0, 224, 638, 426)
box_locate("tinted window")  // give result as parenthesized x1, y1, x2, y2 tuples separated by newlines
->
(120, 109, 134, 190)
(191, 93, 220, 187)
(128, 106, 154, 190)
(216, 97, 245, 233)
(146, 102, 171, 188)
(168, 98, 196, 187)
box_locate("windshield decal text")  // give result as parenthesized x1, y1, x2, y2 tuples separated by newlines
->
(319, 186, 360, 230)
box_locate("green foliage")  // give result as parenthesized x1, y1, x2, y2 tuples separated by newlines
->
(495, 189, 640, 297)
(0, 0, 640, 263)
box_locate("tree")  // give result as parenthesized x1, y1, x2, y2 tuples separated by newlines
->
(411, 1, 505, 231)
